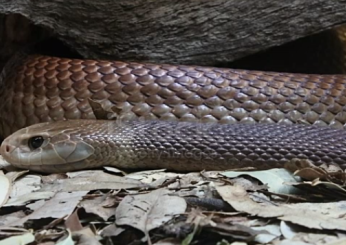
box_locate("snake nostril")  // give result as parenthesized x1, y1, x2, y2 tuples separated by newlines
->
(3, 144, 13, 154)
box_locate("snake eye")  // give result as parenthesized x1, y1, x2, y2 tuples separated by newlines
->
(28, 136, 44, 150)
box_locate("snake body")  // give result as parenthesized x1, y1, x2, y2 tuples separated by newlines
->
(2, 119, 346, 173)
(1, 54, 346, 138)
(2, 54, 346, 172)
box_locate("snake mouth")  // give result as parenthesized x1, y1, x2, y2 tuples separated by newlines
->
(15, 160, 93, 173)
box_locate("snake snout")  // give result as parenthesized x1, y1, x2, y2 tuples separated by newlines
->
(0, 135, 16, 158)
(0, 141, 15, 159)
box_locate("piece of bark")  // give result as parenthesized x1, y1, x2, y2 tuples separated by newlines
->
(0, 0, 346, 66)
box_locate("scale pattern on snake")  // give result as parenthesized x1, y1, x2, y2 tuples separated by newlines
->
(2, 119, 346, 173)
(1, 53, 346, 172)
(1, 54, 346, 139)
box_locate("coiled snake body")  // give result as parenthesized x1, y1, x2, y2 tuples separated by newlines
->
(1, 54, 346, 172)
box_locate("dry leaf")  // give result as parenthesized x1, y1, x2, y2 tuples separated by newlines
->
(28, 191, 87, 219)
(177, 183, 215, 198)
(9, 191, 87, 226)
(182, 209, 264, 242)
(79, 195, 116, 221)
(5, 171, 29, 184)
(65, 209, 83, 232)
(55, 229, 74, 245)
(252, 224, 281, 243)
(286, 159, 346, 184)
(279, 220, 341, 244)
(284, 232, 340, 244)
(41, 171, 149, 192)
(100, 224, 125, 237)
(0, 227, 31, 236)
(26, 200, 46, 211)
(216, 185, 346, 231)
(4, 191, 55, 207)
(186, 208, 214, 226)
(41, 173, 68, 184)
(72, 227, 102, 245)
(294, 168, 327, 180)
(0, 171, 10, 207)
(288, 179, 346, 200)
(221, 168, 301, 194)
(280, 221, 300, 239)
(0, 211, 26, 227)
(226, 177, 266, 192)
(116, 188, 187, 241)
(170, 172, 209, 189)
(326, 238, 346, 245)
(285, 158, 317, 173)
(126, 169, 174, 180)
(9, 174, 42, 198)
(0, 232, 35, 245)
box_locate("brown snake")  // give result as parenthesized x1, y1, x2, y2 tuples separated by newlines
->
(1, 53, 346, 172)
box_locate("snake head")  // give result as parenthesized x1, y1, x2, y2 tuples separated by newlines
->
(0, 120, 95, 172)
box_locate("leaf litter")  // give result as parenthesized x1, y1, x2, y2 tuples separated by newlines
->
(1, 102, 346, 244)
(1, 159, 346, 244)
